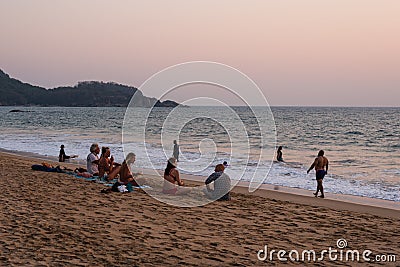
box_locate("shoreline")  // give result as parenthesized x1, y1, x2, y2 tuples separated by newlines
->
(2, 149, 399, 219)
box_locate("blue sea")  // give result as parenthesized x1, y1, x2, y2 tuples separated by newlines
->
(0, 106, 399, 201)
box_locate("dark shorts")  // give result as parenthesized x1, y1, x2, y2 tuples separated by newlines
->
(316, 170, 326, 180)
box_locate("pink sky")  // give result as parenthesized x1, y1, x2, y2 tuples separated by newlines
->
(1, 0, 399, 106)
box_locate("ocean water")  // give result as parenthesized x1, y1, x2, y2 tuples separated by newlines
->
(0, 106, 399, 202)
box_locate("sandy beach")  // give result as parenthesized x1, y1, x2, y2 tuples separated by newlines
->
(1, 152, 399, 266)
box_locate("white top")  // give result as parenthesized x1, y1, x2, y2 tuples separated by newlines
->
(86, 153, 99, 174)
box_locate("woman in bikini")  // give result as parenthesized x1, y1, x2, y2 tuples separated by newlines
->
(162, 157, 190, 195)
(119, 153, 139, 186)
(110, 153, 140, 192)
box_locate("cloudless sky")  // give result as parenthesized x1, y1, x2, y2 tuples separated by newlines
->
(1, 0, 399, 106)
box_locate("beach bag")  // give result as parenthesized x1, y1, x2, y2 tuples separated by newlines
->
(118, 185, 128, 192)
(111, 182, 121, 192)
(126, 182, 133, 192)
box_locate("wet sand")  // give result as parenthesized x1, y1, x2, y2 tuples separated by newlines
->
(0, 152, 399, 266)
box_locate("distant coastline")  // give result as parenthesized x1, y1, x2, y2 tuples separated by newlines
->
(0, 69, 181, 108)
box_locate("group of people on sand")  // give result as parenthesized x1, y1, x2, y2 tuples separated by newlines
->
(59, 143, 140, 192)
(276, 146, 329, 199)
(60, 142, 328, 200)
(61, 142, 232, 199)
(164, 140, 231, 200)
(85, 143, 140, 192)
(161, 157, 231, 201)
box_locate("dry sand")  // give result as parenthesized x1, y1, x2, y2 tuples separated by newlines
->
(0, 152, 399, 266)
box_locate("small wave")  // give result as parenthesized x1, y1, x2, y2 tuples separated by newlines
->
(277, 161, 304, 169)
(334, 159, 358, 164)
(345, 131, 363, 135)
(383, 169, 400, 175)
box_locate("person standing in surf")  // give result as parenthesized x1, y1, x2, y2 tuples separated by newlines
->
(173, 140, 180, 162)
(276, 146, 284, 162)
(307, 150, 329, 198)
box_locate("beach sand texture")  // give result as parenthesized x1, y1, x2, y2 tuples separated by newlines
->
(0, 153, 399, 266)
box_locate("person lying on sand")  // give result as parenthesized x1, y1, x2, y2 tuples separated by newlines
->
(98, 147, 121, 181)
(162, 157, 191, 195)
(204, 164, 231, 201)
(72, 167, 93, 178)
(32, 163, 72, 173)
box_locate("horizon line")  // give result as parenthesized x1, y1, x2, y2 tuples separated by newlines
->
(1, 105, 399, 108)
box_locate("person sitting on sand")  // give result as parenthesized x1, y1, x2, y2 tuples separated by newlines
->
(204, 164, 231, 201)
(276, 146, 283, 162)
(111, 153, 140, 192)
(307, 150, 329, 198)
(119, 153, 141, 186)
(59, 144, 77, 162)
(98, 147, 121, 181)
(87, 143, 100, 176)
(162, 157, 191, 195)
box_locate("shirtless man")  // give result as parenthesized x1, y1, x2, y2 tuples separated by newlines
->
(307, 150, 329, 198)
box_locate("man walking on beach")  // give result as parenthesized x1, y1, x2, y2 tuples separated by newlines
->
(173, 140, 180, 162)
(307, 150, 329, 198)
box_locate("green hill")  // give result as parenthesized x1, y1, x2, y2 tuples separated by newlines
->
(0, 69, 179, 107)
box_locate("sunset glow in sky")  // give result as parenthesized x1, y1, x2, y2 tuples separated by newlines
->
(1, 1, 399, 106)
